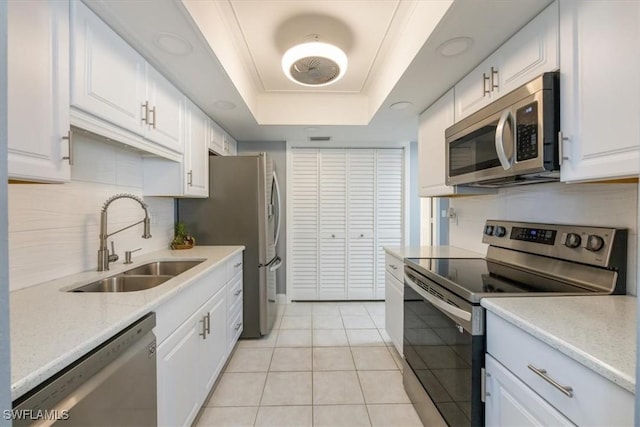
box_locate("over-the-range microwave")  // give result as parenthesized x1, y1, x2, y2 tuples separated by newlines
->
(445, 72, 560, 187)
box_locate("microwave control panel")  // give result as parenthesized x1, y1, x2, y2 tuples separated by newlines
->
(516, 101, 538, 162)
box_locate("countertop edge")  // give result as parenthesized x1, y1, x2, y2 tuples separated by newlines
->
(11, 245, 245, 401)
(481, 298, 635, 394)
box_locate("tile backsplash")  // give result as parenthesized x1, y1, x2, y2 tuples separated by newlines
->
(448, 182, 638, 295)
(8, 133, 174, 291)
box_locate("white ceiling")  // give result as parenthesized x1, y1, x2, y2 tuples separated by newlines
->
(84, 0, 553, 144)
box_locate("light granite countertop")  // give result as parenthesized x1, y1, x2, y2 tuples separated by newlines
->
(383, 245, 485, 260)
(10, 245, 244, 401)
(482, 296, 637, 393)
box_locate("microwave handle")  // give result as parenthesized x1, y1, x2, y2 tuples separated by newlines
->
(495, 110, 513, 170)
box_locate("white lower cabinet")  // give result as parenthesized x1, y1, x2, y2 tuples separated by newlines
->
(156, 254, 244, 427)
(485, 354, 573, 427)
(486, 311, 634, 426)
(384, 252, 403, 356)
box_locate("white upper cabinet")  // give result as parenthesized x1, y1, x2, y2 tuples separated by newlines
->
(559, 0, 640, 182)
(143, 100, 209, 198)
(419, 89, 455, 197)
(455, 2, 559, 121)
(145, 66, 184, 153)
(71, 1, 184, 160)
(7, 0, 71, 183)
(223, 133, 237, 156)
(71, 1, 146, 135)
(208, 121, 236, 156)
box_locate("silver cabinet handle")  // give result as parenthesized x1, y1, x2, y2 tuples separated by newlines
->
(234, 262, 242, 268)
(141, 101, 149, 124)
(527, 364, 573, 398)
(149, 106, 156, 129)
(234, 322, 242, 330)
(483, 72, 490, 96)
(199, 316, 207, 339)
(491, 66, 499, 91)
(558, 131, 570, 166)
(187, 170, 193, 186)
(206, 312, 211, 335)
(495, 110, 513, 170)
(389, 264, 398, 270)
(234, 289, 242, 296)
(62, 129, 73, 165)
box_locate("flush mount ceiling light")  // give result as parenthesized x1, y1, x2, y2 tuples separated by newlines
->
(153, 32, 193, 56)
(282, 37, 348, 87)
(437, 37, 473, 58)
(389, 101, 413, 111)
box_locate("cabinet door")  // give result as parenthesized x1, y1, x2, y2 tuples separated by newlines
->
(71, 1, 146, 135)
(347, 150, 376, 300)
(146, 66, 184, 153)
(208, 120, 225, 155)
(199, 287, 227, 403)
(319, 150, 347, 300)
(7, 0, 70, 183)
(485, 354, 573, 427)
(385, 271, 403, 356)
(454, 56, 494, 121)
(224, 134, 237, 156)
(290, 149, 320, 300)
(419, 89, 455, 197)
(157, 313, 201, 427)
(497, 2, 559, 96)
(184, 104, 209, 197)
(559, 0, 640, 182)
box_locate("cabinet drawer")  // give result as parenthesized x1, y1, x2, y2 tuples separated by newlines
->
(385, 253, 403, 282)
(227, 274, 243, 313)
(228, 308, 243, 349)
(226, 253, 243, 281)
(487, 312, 633, 426)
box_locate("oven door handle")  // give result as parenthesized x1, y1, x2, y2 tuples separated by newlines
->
(495, 110, 513, 171)
(404, 274, 471, 323)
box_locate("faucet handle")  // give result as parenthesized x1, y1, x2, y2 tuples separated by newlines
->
(108, 241, 119, 263)
(124, 248, 142, 264)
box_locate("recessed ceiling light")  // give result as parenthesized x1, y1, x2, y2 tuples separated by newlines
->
(389, 101, 413, 111)
(437, 37, 473, 57)
(213, 100, 236, 110)
(282, 39, 348, 87)
(153, 32, 193, 56)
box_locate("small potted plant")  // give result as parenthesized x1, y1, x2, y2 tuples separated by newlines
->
(171, 222, 195, 250)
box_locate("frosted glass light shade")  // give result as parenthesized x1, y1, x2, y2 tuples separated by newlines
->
(282, 41, 348, 87)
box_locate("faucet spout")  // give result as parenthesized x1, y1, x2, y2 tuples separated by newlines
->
(97, 193, 152, 271)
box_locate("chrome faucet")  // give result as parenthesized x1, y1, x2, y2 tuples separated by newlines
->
(98, 194, 152, 271)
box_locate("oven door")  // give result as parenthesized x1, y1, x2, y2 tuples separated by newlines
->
(403, 268, 485, 427)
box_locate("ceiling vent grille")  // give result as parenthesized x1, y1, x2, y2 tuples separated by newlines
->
(309, 136, 331, 142)
(290, 57, 340, 86)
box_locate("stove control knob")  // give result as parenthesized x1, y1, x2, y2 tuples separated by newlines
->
(564, 233, 582, 249)
(493, 226, 507, 237)
(586, 235, 605, 252)
(484, 225, 494, 236)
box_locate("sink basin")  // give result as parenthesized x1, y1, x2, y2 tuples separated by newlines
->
(71, 275, 173, 292)
(122, 260, 204, 276)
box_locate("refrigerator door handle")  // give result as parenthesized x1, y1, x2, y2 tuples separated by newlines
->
(272, 170, 282, 248)
(268, 256, 283, 272)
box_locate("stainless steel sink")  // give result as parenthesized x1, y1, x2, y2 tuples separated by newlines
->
(121, 260, 203, 276)
(71, 275, 173, 293)
(69, 260, 204, 292)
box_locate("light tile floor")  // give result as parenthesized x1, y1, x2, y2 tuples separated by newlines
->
(196, 302, 422, 427)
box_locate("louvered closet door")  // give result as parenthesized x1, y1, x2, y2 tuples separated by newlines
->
(347, 150, 376, 299)
(376, 149, 404, 299)
(318, 150, 347, 300)
(290, 149, 319, 300)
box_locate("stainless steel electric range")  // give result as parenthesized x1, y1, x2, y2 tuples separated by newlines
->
(402, 220, 627, 427)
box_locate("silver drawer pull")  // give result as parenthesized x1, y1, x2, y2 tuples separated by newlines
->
(234, 289, 242, 296)
(389, 264, 398, 270)
(234, 322, 242, 330)
(527, 364, 574, 398)
(234, 262, 242, 268)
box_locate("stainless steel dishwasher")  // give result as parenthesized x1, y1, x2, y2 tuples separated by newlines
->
(12, 313, 157, 426)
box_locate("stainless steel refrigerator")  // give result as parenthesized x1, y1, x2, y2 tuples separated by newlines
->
(177, 153, 282, 338)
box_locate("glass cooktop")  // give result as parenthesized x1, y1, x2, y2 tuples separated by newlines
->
(405, 257, 597, 303)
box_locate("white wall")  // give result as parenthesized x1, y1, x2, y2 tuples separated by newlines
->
(8, 132, 175, 291)
(448, 182, 638, 295)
